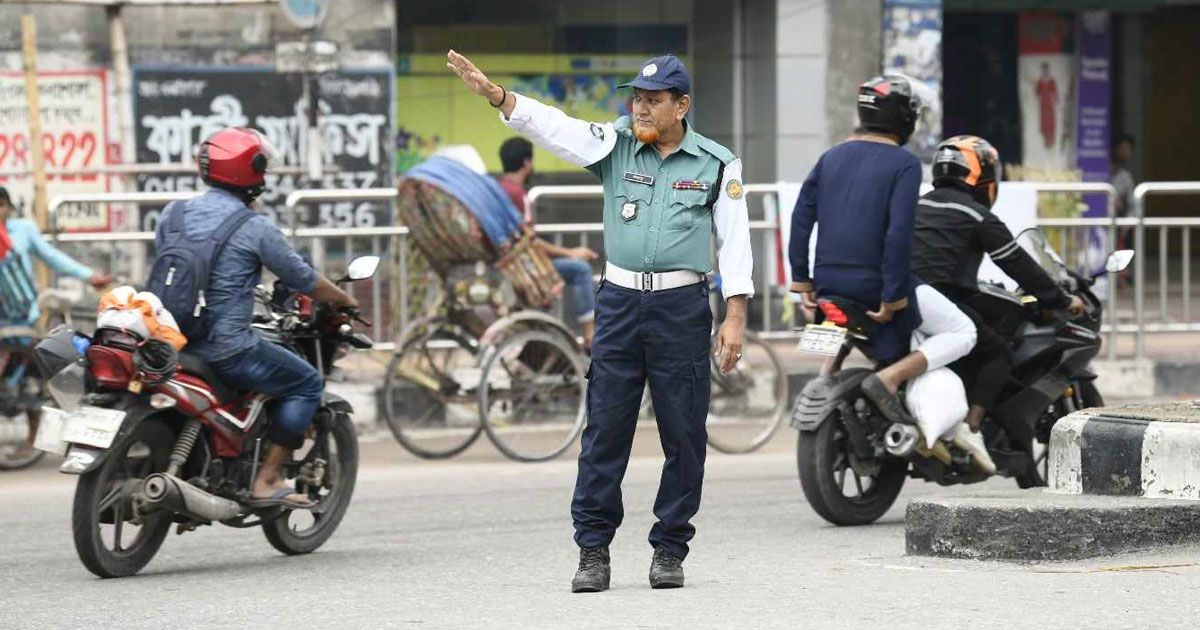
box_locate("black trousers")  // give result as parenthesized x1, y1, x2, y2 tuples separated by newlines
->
(571, 280, 712, 560)
(941, 290, 1013, 412)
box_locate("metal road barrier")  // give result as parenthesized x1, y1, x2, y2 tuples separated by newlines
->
(45, 181, 1200, 358)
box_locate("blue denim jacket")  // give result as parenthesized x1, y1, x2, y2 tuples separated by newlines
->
(155, 188, 317, 362)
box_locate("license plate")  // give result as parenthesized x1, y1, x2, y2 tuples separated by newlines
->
(59, 406, 127, 449)
(798, 324, 848, 356)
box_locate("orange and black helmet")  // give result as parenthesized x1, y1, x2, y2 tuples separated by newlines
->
(932, 135, 1002, 208)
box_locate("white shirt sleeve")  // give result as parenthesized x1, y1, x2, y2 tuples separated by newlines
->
(713, 158, 754, 299)
(500, 93, 618, 168)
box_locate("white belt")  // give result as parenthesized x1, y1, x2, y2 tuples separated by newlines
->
(604, 262, 704, 292)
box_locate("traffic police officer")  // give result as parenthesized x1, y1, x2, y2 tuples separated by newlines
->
(448, 50, 754, 592)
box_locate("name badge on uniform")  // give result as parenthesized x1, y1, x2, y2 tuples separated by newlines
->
(672, 180, 710, 191)
(623, 171, 655, 186)
(621, 201, 638, 222)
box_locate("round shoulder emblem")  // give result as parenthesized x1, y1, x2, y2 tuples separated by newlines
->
(642, 63, 658, 77)
(726, 179, 744, 200)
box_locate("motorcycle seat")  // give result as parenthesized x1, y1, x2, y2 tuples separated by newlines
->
(178, 352, 238, 404)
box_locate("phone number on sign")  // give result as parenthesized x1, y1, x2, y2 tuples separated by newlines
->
(0, 131, 101, 179)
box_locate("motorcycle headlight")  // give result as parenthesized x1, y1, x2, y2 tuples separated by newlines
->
(47, 359, 87, 412)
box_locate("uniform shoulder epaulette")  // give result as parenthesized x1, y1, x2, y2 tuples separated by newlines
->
(694, 133, 736, 166)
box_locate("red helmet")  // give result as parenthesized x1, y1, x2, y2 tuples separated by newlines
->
(197, 127, 277, 194)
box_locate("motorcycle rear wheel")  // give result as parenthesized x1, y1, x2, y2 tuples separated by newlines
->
(797, 412, 907, 526)
(262, 412, 358, 555)
(72, 418, 174, 578)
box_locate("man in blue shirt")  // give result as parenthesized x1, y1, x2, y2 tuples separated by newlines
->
(155, 128, 357, 508)
(790, 76, 976, 424)
(0, 186, 112, 461)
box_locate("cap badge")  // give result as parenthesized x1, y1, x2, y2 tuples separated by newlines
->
(642, 63, 658, 77)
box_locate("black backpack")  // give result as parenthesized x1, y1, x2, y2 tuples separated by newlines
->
(146, 203, 255, 339)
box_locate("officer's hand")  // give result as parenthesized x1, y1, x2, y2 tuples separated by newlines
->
(714, 317, 745, 374)
(1067, 295, 1087, 317)
(867, 303, 897, 324)
(447, 50, 498, 100)
(569, 247, 598, 261)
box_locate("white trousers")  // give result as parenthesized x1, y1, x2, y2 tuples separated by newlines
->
(909, 284, 977, 371)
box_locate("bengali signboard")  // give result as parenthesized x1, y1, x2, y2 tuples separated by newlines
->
(0, 71, 113, 231)
(133, 67, 392, 230)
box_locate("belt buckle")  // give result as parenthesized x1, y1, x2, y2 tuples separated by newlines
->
(641, 271, 653, 292)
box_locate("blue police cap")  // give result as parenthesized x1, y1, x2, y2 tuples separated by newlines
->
(619, 55, 691, 95)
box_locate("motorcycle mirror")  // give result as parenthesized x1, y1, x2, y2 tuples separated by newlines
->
(340, 256, 381, 283)
(1105, 249, 1135, 274)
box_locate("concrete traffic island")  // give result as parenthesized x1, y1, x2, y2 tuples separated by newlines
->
(906, 402, 1200, 562)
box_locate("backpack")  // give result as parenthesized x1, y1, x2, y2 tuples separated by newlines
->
(145, 203, 254, 339)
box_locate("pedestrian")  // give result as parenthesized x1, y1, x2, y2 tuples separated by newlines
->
(790, 75, 976, 425)
(1111, 134, 1137, 250)
(448, 49, 754, 592)
(498, 136, 600, 349)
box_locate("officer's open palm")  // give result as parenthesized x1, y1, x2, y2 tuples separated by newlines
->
(714, 319, 744, 374)
(446, 50, 493, 97)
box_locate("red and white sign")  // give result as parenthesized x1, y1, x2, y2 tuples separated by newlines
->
(0, 71, 113, 231)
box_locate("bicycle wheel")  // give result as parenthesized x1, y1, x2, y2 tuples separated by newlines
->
(381, 321, 484, 459)
(479, 329, 587, 462)
(705, 332, 788, 454)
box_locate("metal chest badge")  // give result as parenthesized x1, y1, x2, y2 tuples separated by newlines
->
(621, 201, 638, 222)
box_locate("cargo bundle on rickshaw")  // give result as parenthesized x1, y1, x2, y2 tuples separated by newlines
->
(397, 156, 564, 315)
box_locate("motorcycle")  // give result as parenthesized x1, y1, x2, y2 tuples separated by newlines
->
(792, 229, 1134, 526)
(32, 255, 380, 577)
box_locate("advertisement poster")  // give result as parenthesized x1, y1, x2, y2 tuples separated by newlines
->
(882, 0, 943, 163)
(1018, 13, 1076, 171)
(0, 71, 113, 231)
(1076, 11, 1113, 279)
(133, 68, 393, 230)
(396, 55, 652, 173)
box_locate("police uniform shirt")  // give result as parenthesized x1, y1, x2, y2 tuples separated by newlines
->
(500, 93, 754, 300)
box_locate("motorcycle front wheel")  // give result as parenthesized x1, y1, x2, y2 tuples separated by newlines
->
(262, 412, 358, 555)
(797, 411, 907, 526)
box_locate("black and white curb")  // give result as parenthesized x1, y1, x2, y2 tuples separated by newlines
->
(1049, 407, 1200, 499)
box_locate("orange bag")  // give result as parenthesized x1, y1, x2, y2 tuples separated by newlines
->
(97, 286, 188, 350)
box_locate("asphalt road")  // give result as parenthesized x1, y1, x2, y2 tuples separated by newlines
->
(3, 427, 1200, 630)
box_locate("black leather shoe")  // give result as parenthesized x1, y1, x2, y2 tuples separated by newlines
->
(649, 547, 684, 589)
(861, 373, 916, 425)
(571, 547, 611, 593)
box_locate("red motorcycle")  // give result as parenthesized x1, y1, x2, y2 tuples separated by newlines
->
(33, 256, 379, 578)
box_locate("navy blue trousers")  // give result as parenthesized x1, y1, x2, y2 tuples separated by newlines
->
(209, 340, 323, 449)
(571, 280, 712, 559)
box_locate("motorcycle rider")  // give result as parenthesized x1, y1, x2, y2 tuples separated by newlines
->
(154, 128, 357, 509)
(911, 135, 1085, 432)
(790, 75, 977, 425)
(0, 186, 112, 461)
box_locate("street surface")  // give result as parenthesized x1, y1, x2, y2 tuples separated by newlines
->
(4, 425, 1200, 629)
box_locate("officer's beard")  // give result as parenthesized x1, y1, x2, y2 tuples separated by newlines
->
(634, 123, 660, 145)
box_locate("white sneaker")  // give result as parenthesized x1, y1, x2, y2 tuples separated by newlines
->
(950, 423, 997, 475)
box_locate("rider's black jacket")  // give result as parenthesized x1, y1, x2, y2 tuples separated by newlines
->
(912, 186, 1070, 310)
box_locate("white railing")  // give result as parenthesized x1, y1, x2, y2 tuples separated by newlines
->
(44, 181, 1200, 359)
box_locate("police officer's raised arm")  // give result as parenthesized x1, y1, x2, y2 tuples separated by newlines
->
(448, 50, 617, 168)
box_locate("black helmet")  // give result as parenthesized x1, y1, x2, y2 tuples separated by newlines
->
(857, 75, 923, 145)
(932, 135, 1002, 208)
(133, 338, 179, 385)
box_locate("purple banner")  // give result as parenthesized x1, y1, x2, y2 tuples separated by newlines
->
(1076, 11, 1112, 218)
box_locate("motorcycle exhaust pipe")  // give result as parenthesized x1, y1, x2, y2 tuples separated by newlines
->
(142, 473, 242, 522)
(884, 422, 920, 457)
